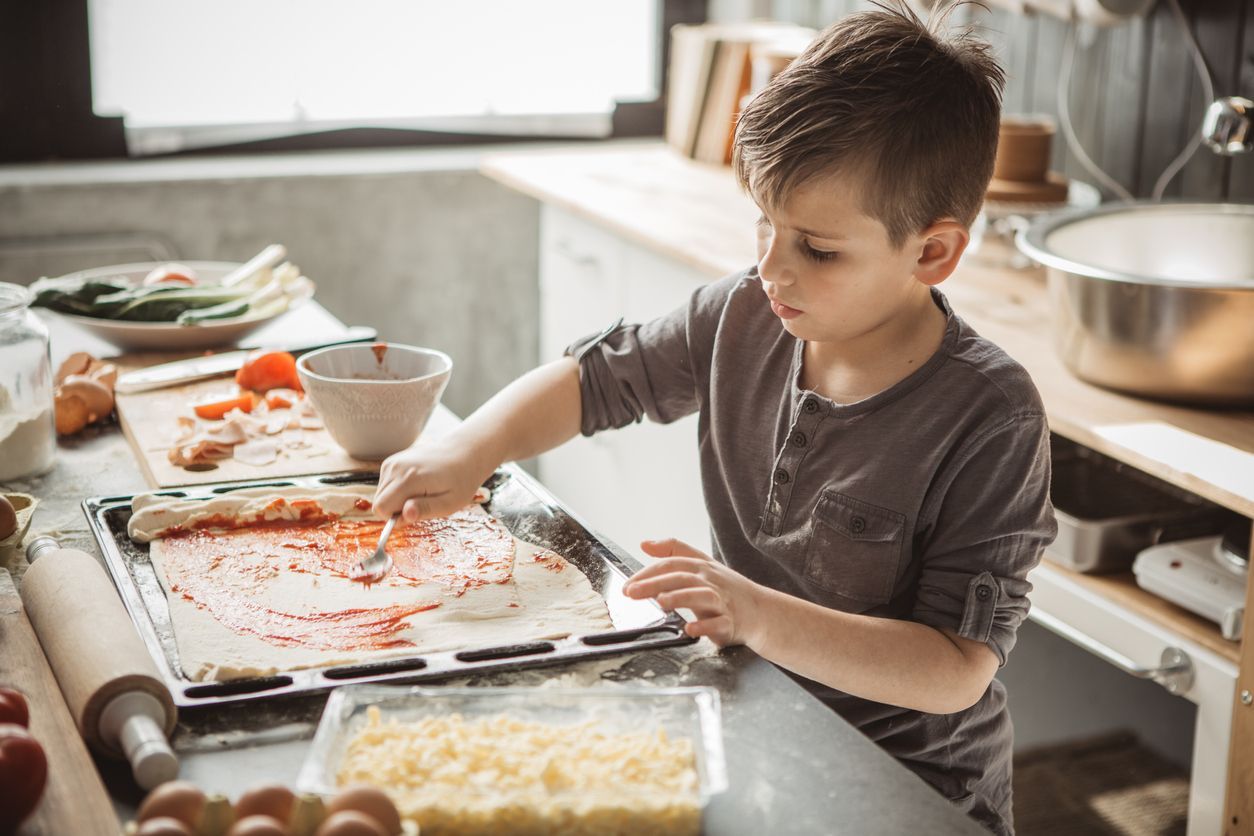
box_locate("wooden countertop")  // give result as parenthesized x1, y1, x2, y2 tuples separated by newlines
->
(482, 141, 1254, 519)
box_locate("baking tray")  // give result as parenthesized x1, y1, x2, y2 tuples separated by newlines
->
(82, 465, 695, 710)
(1046, 436, 1227, 573)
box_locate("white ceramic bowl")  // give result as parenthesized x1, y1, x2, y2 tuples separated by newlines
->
(296, 343, 452, 461)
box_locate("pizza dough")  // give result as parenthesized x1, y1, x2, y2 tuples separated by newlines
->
(128, 486, 614, 681)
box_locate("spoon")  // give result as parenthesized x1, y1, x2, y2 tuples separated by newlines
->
(350, 513, 399, 585)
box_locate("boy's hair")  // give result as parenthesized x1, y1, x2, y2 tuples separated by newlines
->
(732, 1, 1005, 249)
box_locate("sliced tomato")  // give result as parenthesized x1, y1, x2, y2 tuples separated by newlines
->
(265, 389, 299, 410)
(142, 263, 198, 287)
(235, 350, 302, 394)
(192, 392, 256, 421)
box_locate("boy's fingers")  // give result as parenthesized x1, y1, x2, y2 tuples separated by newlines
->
(657, 587, 722, 614)
(685, 615, 734, 645)
(626, 557, 710, 586)
(623, 571, 705, 599)
(641, 538, 711, 560)
(402, 493, 461, 522)
(372, 479, 416, 518)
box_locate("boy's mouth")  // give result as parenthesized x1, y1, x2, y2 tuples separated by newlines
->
(770, 299, 803, 320)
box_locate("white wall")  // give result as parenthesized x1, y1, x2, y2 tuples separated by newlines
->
(0, 146, 543, 418)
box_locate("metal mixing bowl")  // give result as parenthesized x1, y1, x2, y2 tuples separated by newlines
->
(1016, 202, 1254, 405)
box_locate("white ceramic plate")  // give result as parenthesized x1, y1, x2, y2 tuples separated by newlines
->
(43, 260, 314, 351)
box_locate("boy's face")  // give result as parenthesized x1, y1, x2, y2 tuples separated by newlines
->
(753, 172, 938, 346)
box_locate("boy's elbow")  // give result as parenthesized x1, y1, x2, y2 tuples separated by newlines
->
(931, 635, 1001, 714)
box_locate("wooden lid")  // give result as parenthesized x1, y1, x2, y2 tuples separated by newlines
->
(986, 171, 1070, 204)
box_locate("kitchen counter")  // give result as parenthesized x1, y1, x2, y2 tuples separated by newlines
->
(481, 140, 1254, 835)
(0, 302, 984, 835)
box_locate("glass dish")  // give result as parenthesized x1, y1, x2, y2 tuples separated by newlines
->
(298, 684, 727, 835)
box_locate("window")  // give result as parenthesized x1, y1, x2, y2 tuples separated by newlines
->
(1, 1, 705, 161)
(90, 0, 661, 154)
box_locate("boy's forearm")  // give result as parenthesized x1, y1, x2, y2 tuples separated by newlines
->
(453, 356, 584, 471)
(748, 586, 995, 714)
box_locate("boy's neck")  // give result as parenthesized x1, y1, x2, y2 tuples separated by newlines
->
(800, 288, 948, 405)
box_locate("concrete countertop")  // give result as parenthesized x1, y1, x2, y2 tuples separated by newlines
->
(0, 304, 982, 835)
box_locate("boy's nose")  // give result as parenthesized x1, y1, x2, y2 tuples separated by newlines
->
(757, 242, 795, 287)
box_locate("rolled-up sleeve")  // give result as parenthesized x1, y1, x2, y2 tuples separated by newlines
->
(911, 414, 1057, 664)
(564, 273, 741, 437)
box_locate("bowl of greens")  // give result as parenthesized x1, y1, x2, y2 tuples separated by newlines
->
(29, 258, 314, 351)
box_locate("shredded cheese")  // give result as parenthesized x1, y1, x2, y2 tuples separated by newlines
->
(336, 706, 702, 835)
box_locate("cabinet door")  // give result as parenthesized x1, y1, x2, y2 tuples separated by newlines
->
(537, 206, 712, 560)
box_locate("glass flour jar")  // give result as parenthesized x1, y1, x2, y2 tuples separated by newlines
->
(0, 283, 56, 481)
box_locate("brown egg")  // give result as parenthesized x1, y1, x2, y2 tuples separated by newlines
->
(136, 817, 194, 836)
(326, 786, 401, 835)
(315, 810, 389, 836)
(227, 814, 288, 836)
(137, 781, 208, 827)
(234, 783, 297, 824)
(0, 495, 16, 540)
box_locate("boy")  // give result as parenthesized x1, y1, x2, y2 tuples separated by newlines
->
(374, 3, 1056, 832)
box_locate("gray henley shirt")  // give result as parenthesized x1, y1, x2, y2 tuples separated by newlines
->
(567, 266, 1058, 835)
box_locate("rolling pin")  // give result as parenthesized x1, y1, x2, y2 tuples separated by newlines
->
(0, 569, 118, 835)
(20, 536, 178, 790)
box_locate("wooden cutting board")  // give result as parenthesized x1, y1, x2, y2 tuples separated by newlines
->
(0, 570, 119, 836)
(115, 375, 376, 488)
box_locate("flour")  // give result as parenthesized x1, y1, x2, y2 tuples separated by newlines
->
(0, 390, 55, 481)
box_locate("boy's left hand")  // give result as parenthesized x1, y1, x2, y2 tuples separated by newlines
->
(623, 538, 764, 647)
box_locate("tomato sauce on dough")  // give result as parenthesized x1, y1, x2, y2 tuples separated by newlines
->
(156, 506, 514, 651)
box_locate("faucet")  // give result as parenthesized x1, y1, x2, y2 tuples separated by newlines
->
(1202, 96, 1252, 155)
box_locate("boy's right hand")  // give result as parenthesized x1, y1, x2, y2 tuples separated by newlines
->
(372, 436, 495, 522)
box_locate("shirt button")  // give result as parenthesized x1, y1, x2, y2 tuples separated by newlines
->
(850, 516, 866, 535)
(790, 431, 807, 448)
(976, 585, 993, 602)
(774, 468, 790, 485)
(803, 398, 819, 415)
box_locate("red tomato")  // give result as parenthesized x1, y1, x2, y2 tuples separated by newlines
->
(0, 689, 29, 728)
(192, 392, 257, 421)
(0, 723, 48, 831)
(235, 351, 302, 394)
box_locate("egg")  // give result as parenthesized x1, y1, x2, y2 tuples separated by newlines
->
(326, 786, 401, 835)
(135, 817, 194, 836)
(314, 810, 388, 836)
(137, 781, 208, 828)
(226, 815, 288, 836)
(234, 783, 297, 824)
(0, 495, 16, 540)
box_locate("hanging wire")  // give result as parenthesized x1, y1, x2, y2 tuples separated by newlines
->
(1149, 0, 1214, 200)
(1057, 0, 1214, 203)
(1057, 21, 1136, 201)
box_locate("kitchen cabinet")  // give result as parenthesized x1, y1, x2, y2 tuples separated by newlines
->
(538, 205, 712, 559)
(482, 141, 1254, 836)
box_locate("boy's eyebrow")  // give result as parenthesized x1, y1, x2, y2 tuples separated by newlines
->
(796, 226, 846, 240)
(755, 211, 846, 240)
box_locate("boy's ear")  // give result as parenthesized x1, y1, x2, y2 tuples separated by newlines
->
(913, 220, 969, 287)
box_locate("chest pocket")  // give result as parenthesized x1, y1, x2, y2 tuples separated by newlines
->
(804, 491, 906, 606)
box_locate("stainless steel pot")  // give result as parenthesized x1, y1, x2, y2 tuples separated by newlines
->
(1016, 202, 1254, 405)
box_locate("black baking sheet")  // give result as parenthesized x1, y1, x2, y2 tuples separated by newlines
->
(83, 465, 695, 709)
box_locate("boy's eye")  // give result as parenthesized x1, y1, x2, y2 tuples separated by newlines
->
(802, 243, 838, 263)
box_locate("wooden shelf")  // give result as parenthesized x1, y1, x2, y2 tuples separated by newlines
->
(1034, 557, 1241, 665)
(945, 253, 1254, 520)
